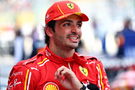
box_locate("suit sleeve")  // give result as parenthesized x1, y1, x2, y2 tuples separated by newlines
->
(7, 65, 39, 90)
(96, 60, 110, 90)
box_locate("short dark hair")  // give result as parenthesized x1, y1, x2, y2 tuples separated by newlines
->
(45, 20, 56, 46)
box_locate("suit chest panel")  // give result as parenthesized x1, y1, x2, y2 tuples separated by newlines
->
(36, 61, 97, 89)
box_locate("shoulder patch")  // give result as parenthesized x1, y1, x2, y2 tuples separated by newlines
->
(30, 67, 39, 71)
(37, 58, 47, 64)
(86, 56, 99, 61)
(77, 53, 98, 61)
(37, 58, 49, 67)
(23, 57, 37, 65)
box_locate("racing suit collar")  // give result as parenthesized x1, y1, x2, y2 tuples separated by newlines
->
(44, 46, 87, 65)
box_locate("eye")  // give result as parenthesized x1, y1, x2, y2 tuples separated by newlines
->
(62, 22, 71, 27)
(77, 23, 82, 28)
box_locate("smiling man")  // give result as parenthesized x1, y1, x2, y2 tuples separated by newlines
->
(48, 15, 82, 57)
(7, 1, 110, 90)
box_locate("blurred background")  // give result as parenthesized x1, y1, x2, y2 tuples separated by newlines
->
(0, 0, 135, 90)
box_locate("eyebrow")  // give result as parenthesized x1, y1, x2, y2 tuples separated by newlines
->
(62, 20, 72, 23)
(62, 20, 82, 23)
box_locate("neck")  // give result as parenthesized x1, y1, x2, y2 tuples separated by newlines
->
(48, 45, 75, 58)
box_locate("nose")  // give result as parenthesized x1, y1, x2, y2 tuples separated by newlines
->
(71, 25, 80, 33)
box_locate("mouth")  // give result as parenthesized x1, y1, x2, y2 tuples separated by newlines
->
(68, 35, 80, 43)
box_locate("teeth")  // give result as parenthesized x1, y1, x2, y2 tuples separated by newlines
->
(70, 37, 77, 39)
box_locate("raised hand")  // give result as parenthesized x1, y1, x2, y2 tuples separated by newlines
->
(55, 66, 82, 90)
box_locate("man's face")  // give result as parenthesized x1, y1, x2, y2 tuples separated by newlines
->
(52, 14, 82, 49)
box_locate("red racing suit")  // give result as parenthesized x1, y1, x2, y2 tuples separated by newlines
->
(7, 46, 110, 90)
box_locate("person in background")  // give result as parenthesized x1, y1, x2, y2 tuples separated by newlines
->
(116, 18, 135, 58)
(7, 1, 110, 90)
(14, 29, 24, 63)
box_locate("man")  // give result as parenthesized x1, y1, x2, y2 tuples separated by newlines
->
(116, 18, 135, 58)
(7, 1, 110, 90)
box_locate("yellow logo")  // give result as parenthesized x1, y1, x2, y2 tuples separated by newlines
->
(43, 82, 59, 90)
(79, 66, 88, 76)
(67, 3, 74, 9)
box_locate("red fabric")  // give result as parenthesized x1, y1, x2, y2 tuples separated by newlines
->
(7, 46, 110, 90)
(45, 1, 89, 24)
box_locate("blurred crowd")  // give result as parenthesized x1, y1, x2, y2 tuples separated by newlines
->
(0, 0, 135, 90)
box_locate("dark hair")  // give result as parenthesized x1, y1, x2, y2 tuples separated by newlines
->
(124, 18, 132, 29)
(45, 20, 56, 46)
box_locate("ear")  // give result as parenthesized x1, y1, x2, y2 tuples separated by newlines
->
(45, 26, 54, 37)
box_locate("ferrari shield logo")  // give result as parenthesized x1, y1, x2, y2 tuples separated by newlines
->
(79, 66, 88, 76)
(67, 3, 74, 9)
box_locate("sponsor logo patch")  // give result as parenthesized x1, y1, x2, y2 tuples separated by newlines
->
(43, 82, 59, 90)
(11, 71, 23, 77)
(79, 66, 88, 76)
(67, 3, 74, 9)
(7, 79, 22, 90)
